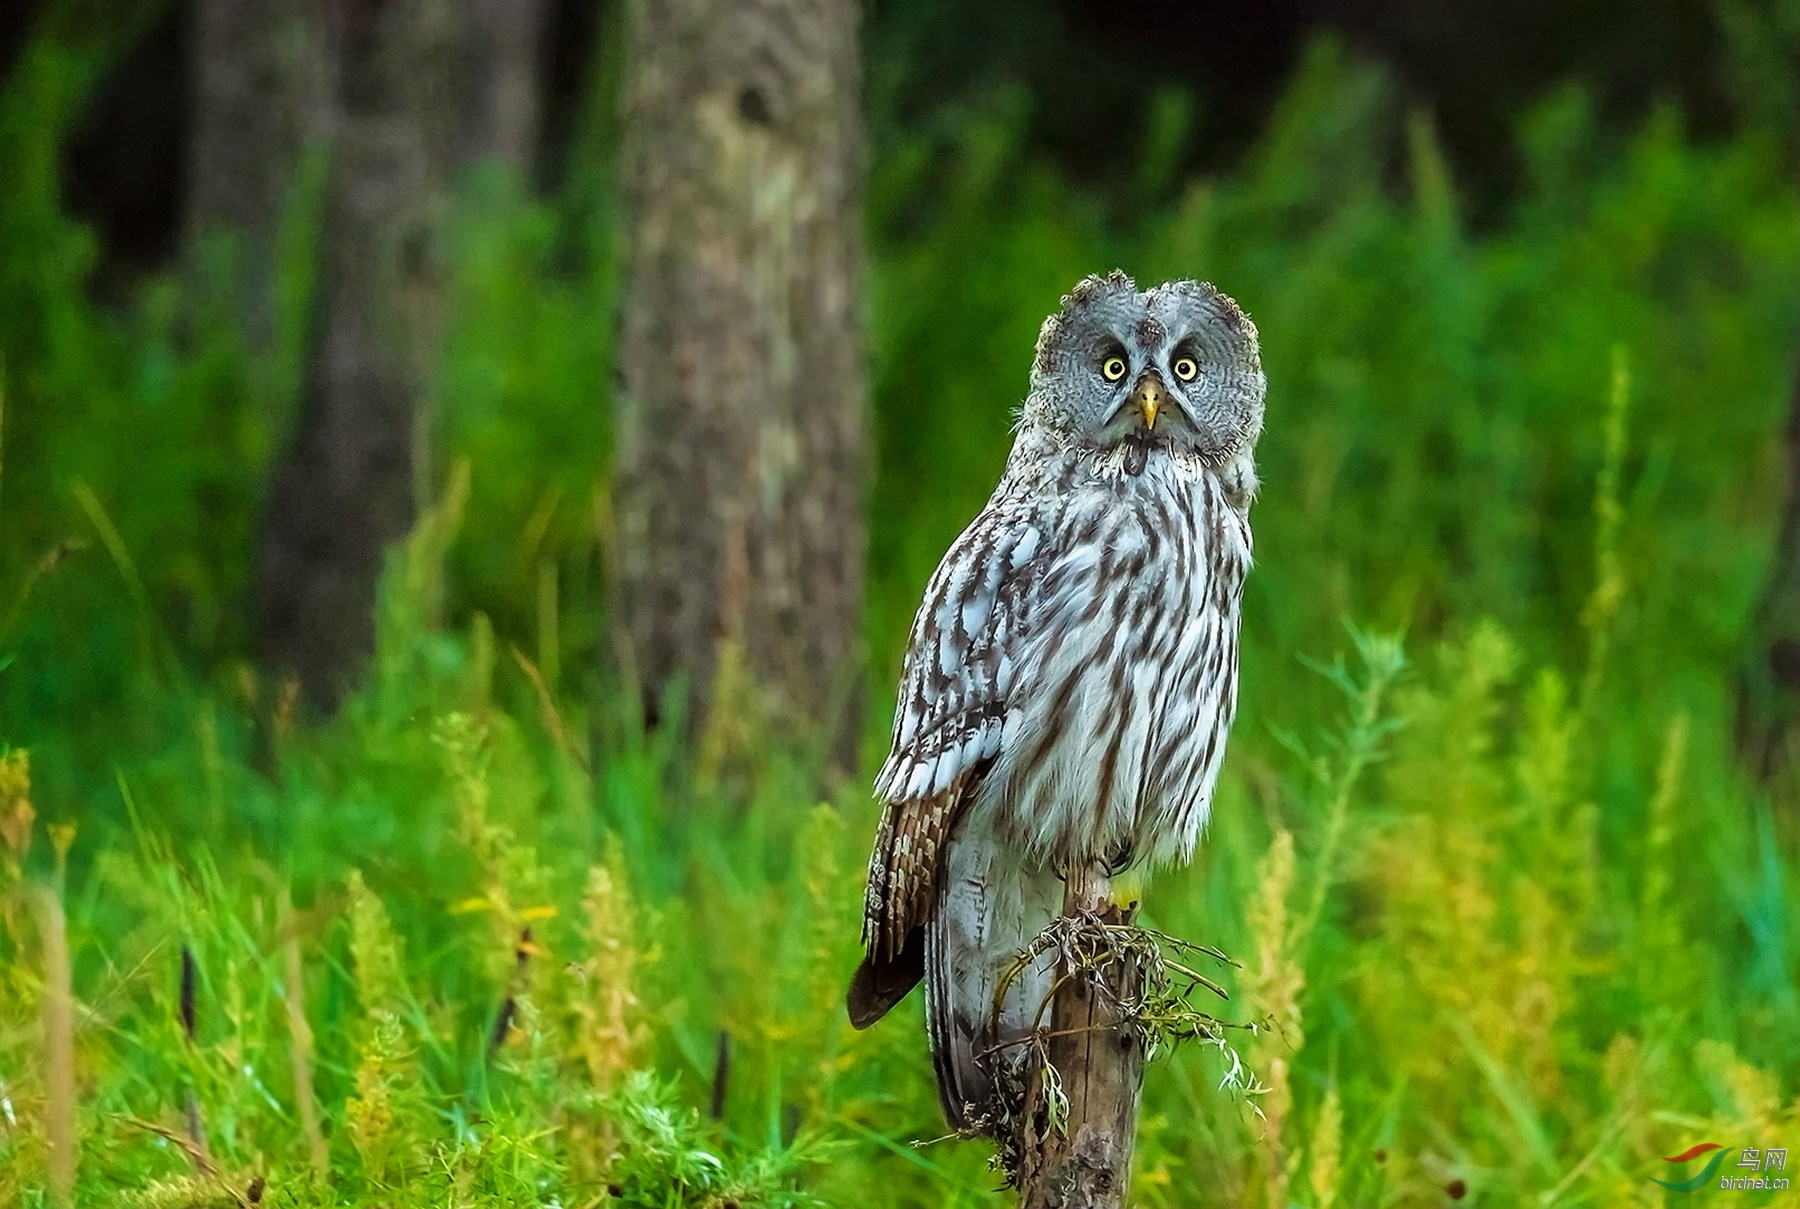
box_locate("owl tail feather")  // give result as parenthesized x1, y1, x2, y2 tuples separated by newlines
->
(925, 895, 993, 1131)
(845, 930, 923, 1030)
(845, 815, 1057, 1133)
(843, 889, 994, 1130)
(927, 834, 1062, 1133)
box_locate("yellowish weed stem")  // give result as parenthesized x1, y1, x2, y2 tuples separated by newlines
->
(34, 885, 76, 1208)
(281, 891, 329, 1180)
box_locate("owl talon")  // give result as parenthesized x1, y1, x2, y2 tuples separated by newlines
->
(1104, 841, 1135, 876)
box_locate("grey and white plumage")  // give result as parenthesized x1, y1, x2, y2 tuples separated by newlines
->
(847, 271, 1266, 1130)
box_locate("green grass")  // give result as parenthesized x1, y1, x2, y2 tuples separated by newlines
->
(1, 17, 1798, 1209)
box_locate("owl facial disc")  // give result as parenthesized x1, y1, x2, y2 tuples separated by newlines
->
(1024, 270, 1265, 467)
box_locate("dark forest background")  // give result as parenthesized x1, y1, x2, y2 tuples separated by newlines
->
(24, 0, 1784, 272)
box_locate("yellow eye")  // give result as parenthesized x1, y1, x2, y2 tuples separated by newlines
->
(1173, 356, 1199, 382)
(1101, 355, 1128, 382)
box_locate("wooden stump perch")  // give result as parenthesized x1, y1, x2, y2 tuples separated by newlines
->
(1015, 862, 1146, 1209)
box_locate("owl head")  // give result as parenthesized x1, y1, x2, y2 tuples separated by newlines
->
(1023, 271, 1265, 465)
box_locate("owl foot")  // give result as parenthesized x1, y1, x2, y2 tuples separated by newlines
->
(1103, 839, 1136, 876)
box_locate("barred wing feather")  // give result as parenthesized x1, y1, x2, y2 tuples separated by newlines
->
(861, 498, 1044, 962)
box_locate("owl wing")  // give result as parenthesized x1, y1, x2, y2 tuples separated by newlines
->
(860, 495, 1045, 967)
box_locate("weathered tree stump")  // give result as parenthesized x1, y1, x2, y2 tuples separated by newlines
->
(1015, 862, 1145, 1209)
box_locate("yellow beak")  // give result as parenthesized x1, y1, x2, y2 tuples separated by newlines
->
(1130, 373, 1165, 430)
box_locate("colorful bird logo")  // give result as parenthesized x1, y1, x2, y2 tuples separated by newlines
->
(1654, 1143, 1728, 1191)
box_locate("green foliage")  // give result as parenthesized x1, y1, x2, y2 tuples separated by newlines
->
(0, 15, 1798, 1209)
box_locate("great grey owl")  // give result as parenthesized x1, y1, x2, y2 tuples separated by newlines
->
(845, 271, 1266, 1129)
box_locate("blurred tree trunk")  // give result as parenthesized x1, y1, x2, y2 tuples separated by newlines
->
(612, 0, 867, 759)
(187, 0, 335, 344)
(1735, 352, 1800, 782)
(252, 0, 547, 706)
(468, 0, 550, 167)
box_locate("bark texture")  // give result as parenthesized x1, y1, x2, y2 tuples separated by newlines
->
(187, 0, 335, 341)
(1736, 353, 1800, 781)
(251, 0, 546, 705)
(1017, 864, 1145, 1209)
(468, 0, 552, 167)
(613, 0, 867, 750)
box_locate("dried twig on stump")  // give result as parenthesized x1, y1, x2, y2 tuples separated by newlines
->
(1015, 862, 1145, 1209)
